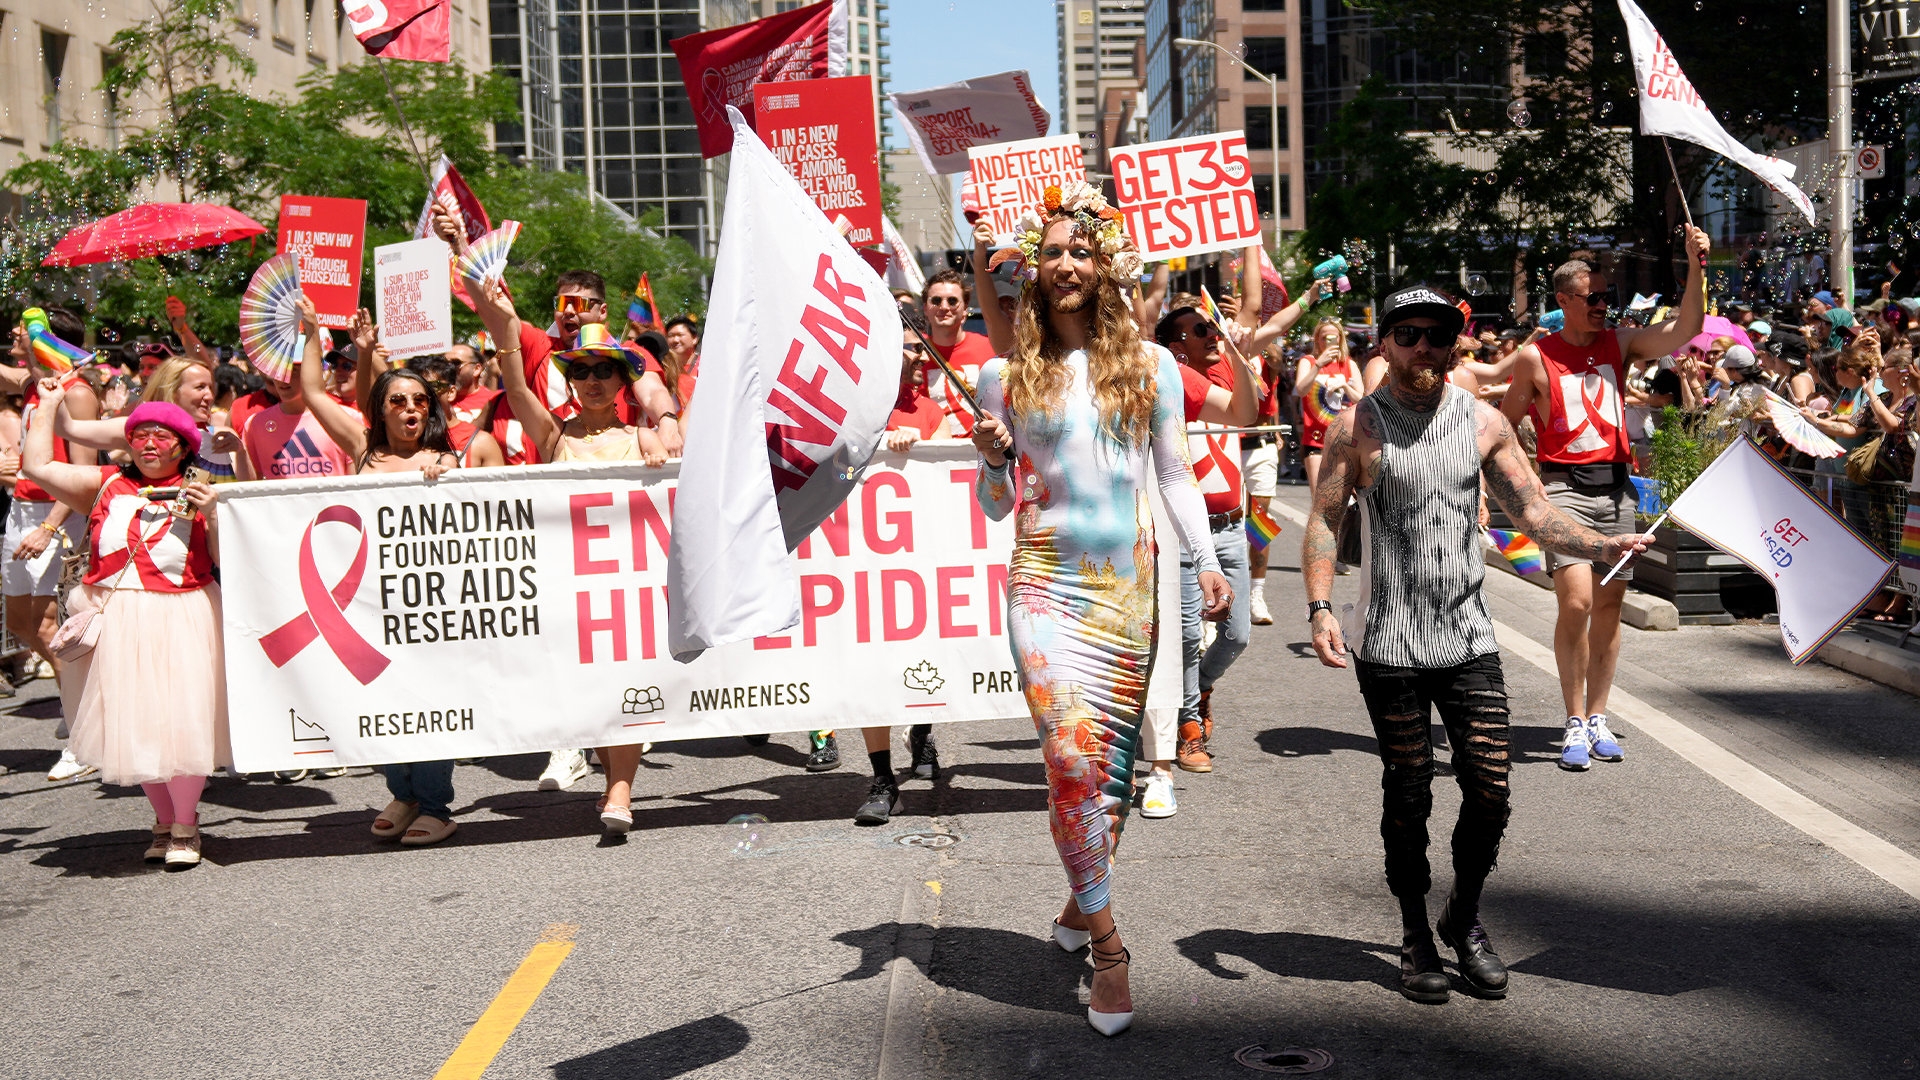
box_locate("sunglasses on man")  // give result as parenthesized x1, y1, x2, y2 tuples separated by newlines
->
(1181, 322, 1219, 342)
(925, 296, 964, 308)
(1564, 291, 1612, 309)
(565, 360, 626, 382)
(902, 342, 926, 355)
(1389, 324, 1456, 348)
(555, 295, 603, 315)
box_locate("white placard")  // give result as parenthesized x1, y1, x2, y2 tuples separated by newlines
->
(1108, 130, 1263, 263)
(373, 237, 453, 361)
(965, 134, 1087, 245)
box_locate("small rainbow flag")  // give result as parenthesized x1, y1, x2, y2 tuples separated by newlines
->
(1899, 497, 1920, 570)
(627, 272, 663, 333)
(1198, 285, 1233, 335)
(21, 308, 88, 374)
(1245, 504, 1282, 551)
(1486, 528, 1545, 575)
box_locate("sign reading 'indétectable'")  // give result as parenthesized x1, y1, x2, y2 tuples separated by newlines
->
(966, 135, 1086, 245)
(220, 448, 1182, 771)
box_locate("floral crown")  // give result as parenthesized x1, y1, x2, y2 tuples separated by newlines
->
(988, 180, 1143, 288)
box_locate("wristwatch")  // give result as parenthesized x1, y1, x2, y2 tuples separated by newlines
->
(1307, 600, 1333, 621)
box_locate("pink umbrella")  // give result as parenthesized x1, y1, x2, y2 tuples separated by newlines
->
(1682, 315, 1755, 356)
(42, 203, 267, 267)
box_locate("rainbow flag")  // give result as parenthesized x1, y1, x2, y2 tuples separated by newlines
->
(1900, 497, 1920, 570)
(627, 272, 663, 333)
(1486, 528, 1545, 575)
(1198, 285, 1233, 335)
(21, 308, 88, 374)
(1245, 504, 1282, 551)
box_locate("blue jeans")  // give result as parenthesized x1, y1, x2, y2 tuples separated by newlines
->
(1181, 519, 1252, 725)
(380, 760, 456, 822)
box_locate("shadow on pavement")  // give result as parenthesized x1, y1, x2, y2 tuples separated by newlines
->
(1176, 927, 1396, 987)
(1255, 726, 1377, 758)
(551, 1014, 750, 1080)
(832, 923, 1087, 1017)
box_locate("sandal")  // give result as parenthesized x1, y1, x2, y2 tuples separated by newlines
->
(371, 800, 421, 839)
(399, 816, 457, 846)
(144, 825, 172, 864)
(1086, 927, 1133, 1036)
(600, 803, 633, 834)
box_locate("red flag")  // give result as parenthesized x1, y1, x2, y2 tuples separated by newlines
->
(669, 0, 848, 159)
(413, 156, 492, 312)
(343, 0, 451, 62)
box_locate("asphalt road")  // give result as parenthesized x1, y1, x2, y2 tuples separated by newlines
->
(3, 484, 1918, 1080)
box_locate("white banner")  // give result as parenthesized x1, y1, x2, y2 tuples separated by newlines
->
(1108, 131, 1262, 263)
(890, 69, 1053, 176)
(219, 447, 1181, 771)
(1617, 0, 1816, 225)
(966, 135, 1087, 244)
(373, 237, 454, 360)
(1668, 439, 1893, 664)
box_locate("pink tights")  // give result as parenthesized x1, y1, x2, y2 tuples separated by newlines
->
(140, 776, 208, 827)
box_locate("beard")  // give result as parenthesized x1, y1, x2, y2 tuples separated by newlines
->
(1048, 279, 1098, 313)
(1405, 363, 1445, 395)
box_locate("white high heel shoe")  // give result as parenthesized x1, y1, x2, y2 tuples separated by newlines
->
(1086, 927, 1133, 1036)
(1052, 918, 1091, 952)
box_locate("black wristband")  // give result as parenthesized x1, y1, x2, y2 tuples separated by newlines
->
(1307, 600, 1333, 620)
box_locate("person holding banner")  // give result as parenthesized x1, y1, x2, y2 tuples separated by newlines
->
(1500, 228, 1708, 771)
(1305, 286, 1652, 1003)
(23, 388, 226, 868)
(970, 181, 1230, 1036)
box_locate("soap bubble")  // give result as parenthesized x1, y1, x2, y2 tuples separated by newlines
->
(727, 813, 769, 855)
(1507, 99, 1531, 128)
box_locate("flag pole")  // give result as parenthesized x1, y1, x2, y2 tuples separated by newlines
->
(899, 306, 985, 420)
(374, 56, 435, 187)
(1662, 136, 1708, 305)
(1600, 507, 1672, 585)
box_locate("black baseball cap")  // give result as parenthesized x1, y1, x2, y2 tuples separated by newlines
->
(1379, 286, 1466, 338)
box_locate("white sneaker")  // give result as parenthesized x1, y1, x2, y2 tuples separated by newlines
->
(538, 749, 590, 791)
(46, 747, 96, 782)
(1140, 772, 1178, 818)
(1249, 589, 1273, 626)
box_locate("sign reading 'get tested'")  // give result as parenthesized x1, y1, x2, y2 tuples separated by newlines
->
(1109, 131, 1263, 262)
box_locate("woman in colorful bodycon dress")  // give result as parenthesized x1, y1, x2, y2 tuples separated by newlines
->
(970, 182, 1230, 1036)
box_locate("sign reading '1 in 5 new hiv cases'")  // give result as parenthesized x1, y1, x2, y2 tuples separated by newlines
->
(966, 134, 1086, 244)
(218, 449, 1183, 772)
(754, 76, 882, 249)
(277, 196, 366, 331)
(1109, 131, 1262, 262)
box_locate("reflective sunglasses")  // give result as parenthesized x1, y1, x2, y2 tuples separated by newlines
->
(554, 294, 602, 315)
(565, 360, 625, 381)
(387, 393, 433, 410)
(128, 428, 180, 448)
(1389, 324, 1455, 348)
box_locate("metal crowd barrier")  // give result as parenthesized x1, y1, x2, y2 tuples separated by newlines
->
(1782, 466, 1917, 647)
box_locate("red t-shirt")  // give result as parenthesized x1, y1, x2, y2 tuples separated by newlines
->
(226, 388, 279, 437)
(451, 386, 499, 426)
(888, 384, 946, 439)
(1532, 330, 1632, 465)
(489, 323, 639, 464)
(84, 467, 215, 592)
(922, 331, 997, 436)
(1177, 366, 1242, 515)
(1301, 357, 1358, 450)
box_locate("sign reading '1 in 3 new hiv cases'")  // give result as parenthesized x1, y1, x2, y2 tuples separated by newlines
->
(276, 196, 366, 331)
(1108, 131, 1262, 262)
(373, 237, 453, 361)
(966, 134, 1086, 244)
(753, 75, 882, 248)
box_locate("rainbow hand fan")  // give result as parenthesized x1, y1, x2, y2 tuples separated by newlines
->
(1303, 379, 1350, 429)
(20, 308, 90, 374)
(1486, 528, 1545, 575)
(1761, 388, 1843, 459)
(238, 253, 303, 382)
(455, 220, 521, 289)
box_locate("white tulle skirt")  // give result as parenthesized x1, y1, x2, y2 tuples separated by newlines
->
(61, 581, 231, 785)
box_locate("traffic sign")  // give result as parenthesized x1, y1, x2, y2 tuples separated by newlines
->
(1858, 145, 1886, 179)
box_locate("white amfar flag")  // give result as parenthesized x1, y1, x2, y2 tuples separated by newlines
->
(667, 106, 899, 660)
(1667, 439, 1893, 664)
(1617, 0, 1816, 226)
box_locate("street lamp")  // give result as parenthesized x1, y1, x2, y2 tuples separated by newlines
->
(1174, 36, 1282, 244)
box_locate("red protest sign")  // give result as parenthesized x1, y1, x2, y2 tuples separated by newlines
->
(754, 76, 882, 251)
(965, 135, 1085, 243)
(276, 196, 367, 332)
(1108, 131, 1261, 262)
(670, 0, 846, 159)
(342, 0, 450, 62)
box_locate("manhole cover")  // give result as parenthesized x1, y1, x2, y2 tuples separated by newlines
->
(1234, 1045, 1333, 1074)
(893, 832, 956, 848)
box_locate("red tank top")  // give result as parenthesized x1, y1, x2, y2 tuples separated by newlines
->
(1300, 357, 1357, 449)
(1532, 330, 1633, 465)
(14, 399, 69, 503)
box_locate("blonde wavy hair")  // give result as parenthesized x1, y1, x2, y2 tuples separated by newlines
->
(142, 356, 213, 411)
(1004, 218, 1156, 447)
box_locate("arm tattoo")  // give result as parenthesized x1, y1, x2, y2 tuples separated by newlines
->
(1303, 409, 1360, 602)
(1480, 417, 1608, 560)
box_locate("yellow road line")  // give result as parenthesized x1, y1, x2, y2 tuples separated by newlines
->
(432, 924, 578, 1080)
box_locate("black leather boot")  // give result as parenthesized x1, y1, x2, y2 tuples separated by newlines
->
(1399, 932, 1450, 1004)
(1436, 900, 1509, 998)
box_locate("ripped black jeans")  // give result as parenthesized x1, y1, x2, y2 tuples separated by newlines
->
(1352, 652, 1512, 898)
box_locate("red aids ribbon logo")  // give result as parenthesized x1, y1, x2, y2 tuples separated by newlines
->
(259, 505, 390, 685)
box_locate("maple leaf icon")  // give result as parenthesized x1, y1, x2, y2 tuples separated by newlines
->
(903, 661, 944, 694)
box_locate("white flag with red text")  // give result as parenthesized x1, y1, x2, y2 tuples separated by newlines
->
(666, 106, 900, 660)
(1617, 0, 1815, 225)
(1668, 439, 1892, 664)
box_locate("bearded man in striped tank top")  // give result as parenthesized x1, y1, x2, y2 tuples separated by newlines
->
(1303, 286, 1653, 1005)
(1500, 226, 1708, 770)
